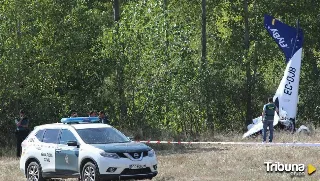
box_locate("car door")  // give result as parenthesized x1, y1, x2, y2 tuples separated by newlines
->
(32, 129, 46, 162)
(55, 129, 79, 177)
(41, 129, 60, 173)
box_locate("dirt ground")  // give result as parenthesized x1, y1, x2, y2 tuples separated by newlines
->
(2, 131, 320, 181)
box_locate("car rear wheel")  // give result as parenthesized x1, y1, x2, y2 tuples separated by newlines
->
(81, 162, 100, 181)
(26, 161, 44, 181)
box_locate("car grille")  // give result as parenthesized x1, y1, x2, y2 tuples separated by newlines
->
(121, 168, 152, 175)
(128, 152, 141, 158)
(116, 153, 126, 158)
(116, 151, 148, 158)
(142, 151, 148, 157)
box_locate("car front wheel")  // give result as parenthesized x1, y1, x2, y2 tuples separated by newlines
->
(81, 162, 100, 181)
(26, 161, 44, 181)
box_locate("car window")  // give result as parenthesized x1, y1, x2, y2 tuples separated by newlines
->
(35, 129, 45, 142)
(42, 129, 60, 144)
(76, 127, 130, 144)
(59, 129, 77, 145)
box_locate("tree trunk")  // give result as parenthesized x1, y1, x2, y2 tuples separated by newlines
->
(201, 0, 213, 132)
(163, 0, 170, 129)
(113, 0, 120, 22)
(244, 0, 252, 127)
(113, 0, 127, 125)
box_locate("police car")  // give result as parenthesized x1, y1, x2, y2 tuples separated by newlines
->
(19, 117, 158, 181)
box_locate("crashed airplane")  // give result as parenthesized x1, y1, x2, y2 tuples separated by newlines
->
(243, 14, 306, 138)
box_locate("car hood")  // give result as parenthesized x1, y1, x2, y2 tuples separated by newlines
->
(91, 142, 152, 153)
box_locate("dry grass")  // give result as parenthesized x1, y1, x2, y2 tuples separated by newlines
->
(1, 131, 320, 181)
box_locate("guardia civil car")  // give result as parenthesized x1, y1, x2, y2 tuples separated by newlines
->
(19, 117, 158, 181)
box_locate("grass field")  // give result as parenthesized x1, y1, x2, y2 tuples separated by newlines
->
(1, 130, 320, 181)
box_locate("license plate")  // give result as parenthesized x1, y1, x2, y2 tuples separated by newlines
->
(129, 164, 146, 169)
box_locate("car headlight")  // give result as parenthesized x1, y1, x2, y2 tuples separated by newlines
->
(148, 149, 155, 157)
(100, 152, 120, 159)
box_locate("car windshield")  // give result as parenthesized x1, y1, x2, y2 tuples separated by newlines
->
(76, 127, 130, 144)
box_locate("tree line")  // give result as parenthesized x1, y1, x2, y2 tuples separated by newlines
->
(0, 0, 319, 146)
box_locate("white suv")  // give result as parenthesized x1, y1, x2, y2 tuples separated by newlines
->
(19, 117, 158, 181)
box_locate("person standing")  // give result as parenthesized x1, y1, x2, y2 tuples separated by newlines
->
(89, 111, 97, 117)
(70, 110, 78, 117)
(98, 111, 109, 124)
(262, 97, 279, 143)
(15, 109, 29, 157)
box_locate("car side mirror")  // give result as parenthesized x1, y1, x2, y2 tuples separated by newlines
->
(67, 140, 79, 147)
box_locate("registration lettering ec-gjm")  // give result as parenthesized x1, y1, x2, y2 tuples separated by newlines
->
(284, 67, 296, 95)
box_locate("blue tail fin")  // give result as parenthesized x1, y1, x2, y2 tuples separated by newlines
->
(264, 14, 303, 63)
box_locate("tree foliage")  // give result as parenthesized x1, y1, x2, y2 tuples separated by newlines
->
(0, 0, 319, 145)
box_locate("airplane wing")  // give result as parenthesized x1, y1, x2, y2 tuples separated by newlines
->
(242, 113, 280, 138)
